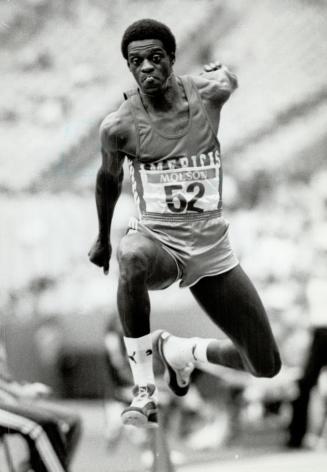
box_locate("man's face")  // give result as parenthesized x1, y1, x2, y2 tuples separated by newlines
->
(127, 39, 174, 95)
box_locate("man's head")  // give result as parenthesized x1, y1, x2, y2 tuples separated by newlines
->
(121, 19, 176, 61)
(121, 19, 177, 95)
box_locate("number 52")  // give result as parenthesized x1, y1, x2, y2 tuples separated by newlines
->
(164, 182, 204, 213)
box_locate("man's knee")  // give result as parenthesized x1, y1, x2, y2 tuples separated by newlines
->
(117, 241, 150, 283)
(251, 349, 282, 378)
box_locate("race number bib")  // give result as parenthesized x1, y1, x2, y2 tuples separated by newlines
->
(138, 153, 221, 215)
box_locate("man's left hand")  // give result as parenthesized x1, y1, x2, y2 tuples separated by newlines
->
(203, 61, 222, 72)
(202, 61, 238, 90)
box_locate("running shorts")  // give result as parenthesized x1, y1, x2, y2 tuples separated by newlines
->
(127, 215, 239, 288)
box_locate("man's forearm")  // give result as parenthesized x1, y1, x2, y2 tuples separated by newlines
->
(95, 167, 123, 242)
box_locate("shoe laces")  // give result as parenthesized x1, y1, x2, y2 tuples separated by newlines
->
(132, 384, 155, 398)
(138, 386, 148, 398)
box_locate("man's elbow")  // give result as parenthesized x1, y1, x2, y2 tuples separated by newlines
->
(97, 166, 109, 181)
(97, 165, 124, 185)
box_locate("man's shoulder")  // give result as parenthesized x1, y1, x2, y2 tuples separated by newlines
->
(100, 101, 132, 139)
(99, 101, 133, 151)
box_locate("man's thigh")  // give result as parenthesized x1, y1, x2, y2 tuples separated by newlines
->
(118, 231, 179, 290)
(190, 264, 278, 351)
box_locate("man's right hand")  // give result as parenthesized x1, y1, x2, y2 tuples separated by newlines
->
(88, 237, 112, 275)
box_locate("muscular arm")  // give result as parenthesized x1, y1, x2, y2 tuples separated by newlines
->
(193, 61, 238, 107)
(89, 115, 126, 273)
(190, 61, 238, 131)
(96, 123, 125, 243)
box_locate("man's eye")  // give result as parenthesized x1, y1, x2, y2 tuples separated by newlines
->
(152, 55, 161, 63)
(131, 58, 140, 66)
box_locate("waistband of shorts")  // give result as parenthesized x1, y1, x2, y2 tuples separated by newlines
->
(141, 209, 222, 223)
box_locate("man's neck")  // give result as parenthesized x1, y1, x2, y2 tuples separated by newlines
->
(140, 74, 182, 112)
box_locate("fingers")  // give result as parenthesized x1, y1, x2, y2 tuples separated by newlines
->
(89, 252, 109, 274)
(88, 252, 100, 266)
(89, 254, 109, 274)
(103, 255, 110, 275)
(203, 61, 222, 72)
(88, 239, 111, 274)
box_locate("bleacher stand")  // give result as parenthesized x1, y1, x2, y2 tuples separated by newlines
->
(0, 336, 82, 472)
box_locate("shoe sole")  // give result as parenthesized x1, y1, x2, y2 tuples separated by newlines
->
(121, 407, 158, 428)
(155, 330, 190, 397)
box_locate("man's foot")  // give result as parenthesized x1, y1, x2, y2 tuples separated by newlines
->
(121, 384, 158, 428)
(153, 330, 194, 396)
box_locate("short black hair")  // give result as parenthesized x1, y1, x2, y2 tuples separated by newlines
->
(121, 18, 176, 60)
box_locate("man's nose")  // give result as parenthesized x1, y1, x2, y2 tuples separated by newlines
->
(141, 59, 154, 72)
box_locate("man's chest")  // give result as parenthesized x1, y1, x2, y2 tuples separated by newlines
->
(147, 102, 190, 135)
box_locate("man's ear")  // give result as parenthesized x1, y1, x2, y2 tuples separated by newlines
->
(170, 53, 175, 65)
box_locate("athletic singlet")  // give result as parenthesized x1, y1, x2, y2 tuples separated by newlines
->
(123, 75, 238, 287)
(124, 75, 223, 222)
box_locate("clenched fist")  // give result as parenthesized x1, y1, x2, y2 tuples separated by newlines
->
(88, 236, 112, 275)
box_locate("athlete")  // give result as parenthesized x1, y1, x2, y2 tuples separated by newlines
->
(89, 19, 281, 428)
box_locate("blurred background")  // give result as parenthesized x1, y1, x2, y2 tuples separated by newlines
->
(1, 0, 327, 471)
